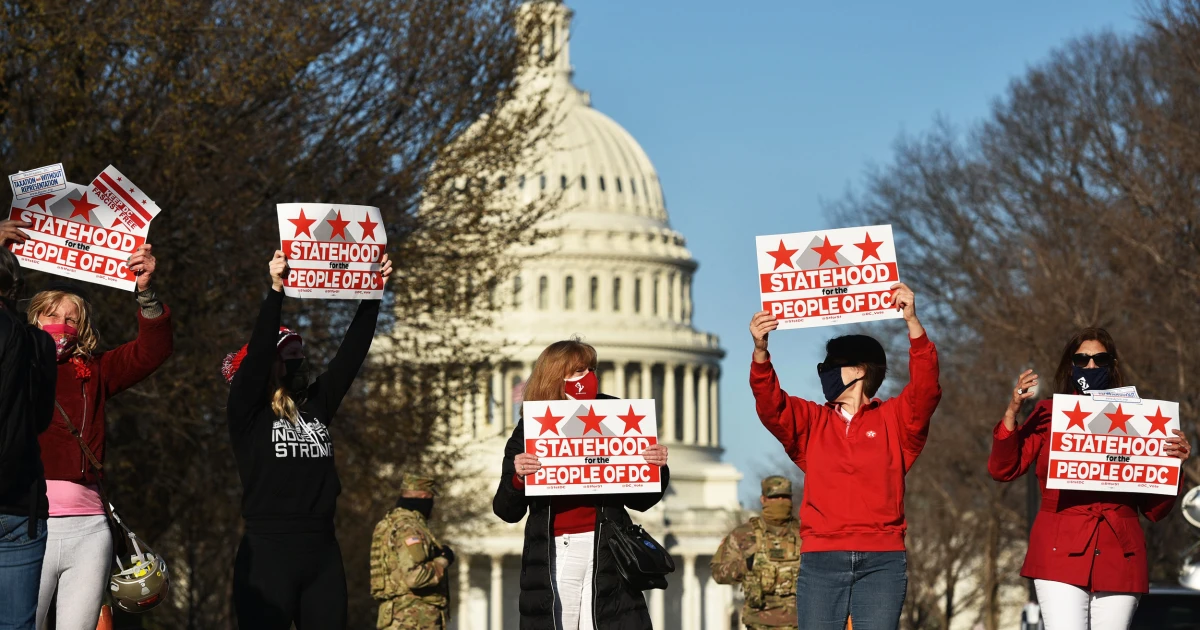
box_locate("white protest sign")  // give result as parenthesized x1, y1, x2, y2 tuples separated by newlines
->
(1047, 393, 1181, 496)
(7, 165, 161, 291)
(276, 203, 386, 300)
(9, 163, 67, 200)
(521, 398, 661, 497)
(755, 224, 903, 330)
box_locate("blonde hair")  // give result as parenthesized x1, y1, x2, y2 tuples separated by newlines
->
(267, 368, 300, 423)
(523, 338, 598, 403)
(28, 290, 99, 360)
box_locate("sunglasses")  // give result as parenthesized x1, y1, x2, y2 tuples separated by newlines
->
(1071, 352, 1114, 368)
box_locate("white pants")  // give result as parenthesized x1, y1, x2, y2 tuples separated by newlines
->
(1034, 579, 1140, 630)
(551, 531, 595, 630)
(37, 516, 112, 630)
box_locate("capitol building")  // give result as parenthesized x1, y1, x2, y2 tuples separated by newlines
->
(445, 2, 746, 628)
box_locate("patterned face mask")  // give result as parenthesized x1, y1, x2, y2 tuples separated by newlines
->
(564, 370, 598, 400)
(42, 323, 78, 361)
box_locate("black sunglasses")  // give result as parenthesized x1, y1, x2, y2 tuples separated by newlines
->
(1071, 352, 1114, 368)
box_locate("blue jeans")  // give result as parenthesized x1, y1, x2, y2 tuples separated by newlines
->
(0, 514, 48, 630)
(795, 551, 908, 630)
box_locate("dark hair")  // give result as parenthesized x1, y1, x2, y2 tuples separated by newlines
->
(1053, 327, 1124, 395)
(0, 248, 23, 305)
(823, 334, 888, 398)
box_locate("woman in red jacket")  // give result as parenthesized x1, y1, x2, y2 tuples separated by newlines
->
(749, 282, 941, 630)
(29, 244, 174, 630)
(989, 328, 1190, 630)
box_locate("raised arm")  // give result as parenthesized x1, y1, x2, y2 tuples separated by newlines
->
(100, 244, 174, 396)
(493, 420, 532, 524)
(308, 253, 391, 421)
(989, 398, 1050, 482)
(227, 252, 288, 427)
(748, 311, 820, 470)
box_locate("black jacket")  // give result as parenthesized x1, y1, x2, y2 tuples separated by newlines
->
(492, 400, 670, 630)
(0, 304, 56, 521)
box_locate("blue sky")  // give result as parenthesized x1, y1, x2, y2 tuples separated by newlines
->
(566, 0, 1140, 504)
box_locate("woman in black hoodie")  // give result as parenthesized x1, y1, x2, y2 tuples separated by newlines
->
(493, 339, 669, 630)
(223, 249, 391, 630)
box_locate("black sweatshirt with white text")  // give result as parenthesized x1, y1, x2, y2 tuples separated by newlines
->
(226, 289, 379, 533)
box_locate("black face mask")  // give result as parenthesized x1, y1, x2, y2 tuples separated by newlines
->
(819, 367, 862, 403)
(1072, 366, 1112, 393)
(396, 497, 433, 520)
(283, 358, 310, 393)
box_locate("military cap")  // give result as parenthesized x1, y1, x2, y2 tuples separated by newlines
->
(761, 475, 792, 498)
(400, 473, 437, 495)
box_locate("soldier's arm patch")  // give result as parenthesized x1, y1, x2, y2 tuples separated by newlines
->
(405, 534, 429, 564)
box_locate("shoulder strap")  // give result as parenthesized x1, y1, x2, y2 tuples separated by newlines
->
(55, 388, 101, 472)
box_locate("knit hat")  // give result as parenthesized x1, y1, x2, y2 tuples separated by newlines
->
(221, 327, 303, 384)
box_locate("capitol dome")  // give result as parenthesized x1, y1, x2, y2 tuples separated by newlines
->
(448, 3, 743, 629)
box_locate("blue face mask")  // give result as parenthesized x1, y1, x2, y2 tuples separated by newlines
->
(819, 367, 862, 403)
(1071, 366, 1112, 393)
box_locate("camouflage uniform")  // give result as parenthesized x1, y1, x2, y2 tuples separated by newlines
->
(711, 476, 800, 630)
(370, 475, 451, 630)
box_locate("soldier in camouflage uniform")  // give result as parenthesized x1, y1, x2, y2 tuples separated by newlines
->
(712, 476, 801, 630)
(370, 474, 454, 630)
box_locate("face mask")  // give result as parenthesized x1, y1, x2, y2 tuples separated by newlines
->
(396, 497, 433, 520)
(761, 500, 793, 524)
(42, 323, 78, 361)
(819, 367, 862, 403)
(1072, 366, 1111, 394)
(564, 370, 598, 400)
(283, 358, 310, 393)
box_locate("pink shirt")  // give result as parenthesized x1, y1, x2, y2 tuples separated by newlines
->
(46, 480, 105, 517)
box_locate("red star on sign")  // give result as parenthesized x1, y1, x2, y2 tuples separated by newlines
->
(1105, 404, 1133, 434)
(26, 193, 54, 212)
(358, 215, 379, 241)
(812, 236, 842, 267)
(765, 240, 799, 270)
(327, 210, 351, 240)
(68, 194, 99, 222)
(289, 209, 317, 238)
(853, 232, 884, 262)
(578, 406, 606, 436)
(1062, 401, 1090, 431)
(617, 405, 645, 434)
(533, 407, 564, 436)
(1145, 406, 1172, 436)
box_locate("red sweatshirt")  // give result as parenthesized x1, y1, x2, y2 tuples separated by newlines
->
(750, 333, 941, 552)
(39, 306, 174, 483)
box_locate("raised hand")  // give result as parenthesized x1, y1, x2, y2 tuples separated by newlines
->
(749, 310, 778, 363)
(514, 453, 542, 479)
(1164, 429, 1191, 462)
(889, 282, 925, 339)
(379, 252, 393, 280)
(269, 250, 288, 292)
(128, 244, 157, 291)
(641, 443, 668, 466)
(1002, 369, 1039, 431)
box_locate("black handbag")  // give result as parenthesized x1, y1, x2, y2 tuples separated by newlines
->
(603, 519, 675, 591)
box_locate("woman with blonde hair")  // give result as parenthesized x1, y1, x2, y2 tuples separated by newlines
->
(30, 244, 173, 630)
(493, 339, 670, 630)
(222, 249, 392, 630)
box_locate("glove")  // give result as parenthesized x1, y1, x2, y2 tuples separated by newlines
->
(438, 545, 456, 566)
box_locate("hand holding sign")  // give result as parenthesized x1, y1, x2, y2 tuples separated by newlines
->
(749, 310, 778, 363)
(128, 244, 156, 291)
(269, 250, 288, 292)
(515, 453, 542, 479)
(1165, 429, 1191, 461)
(641, 443, 668, 466)
(0, 219, 31, 247)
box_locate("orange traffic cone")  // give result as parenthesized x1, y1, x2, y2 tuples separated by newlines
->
(847, 617, 853, 630)
(96, 605, 113, 630)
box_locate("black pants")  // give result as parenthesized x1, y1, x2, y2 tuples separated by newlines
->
(233, 531, 347, 630)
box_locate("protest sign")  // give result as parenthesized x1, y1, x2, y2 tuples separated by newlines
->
(1046, 393, 1181, 496)
(755, 224, 903, 330)
(521, 398, 660, 497)
(9, 163, 67, 200)
(276, 203, 387, 300)
(7, 165, 161, 291)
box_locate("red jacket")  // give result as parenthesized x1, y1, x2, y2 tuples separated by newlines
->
(750, 333, 942, 552)
(39, 306, 173, 484)
(989, 400, 1175, 593)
